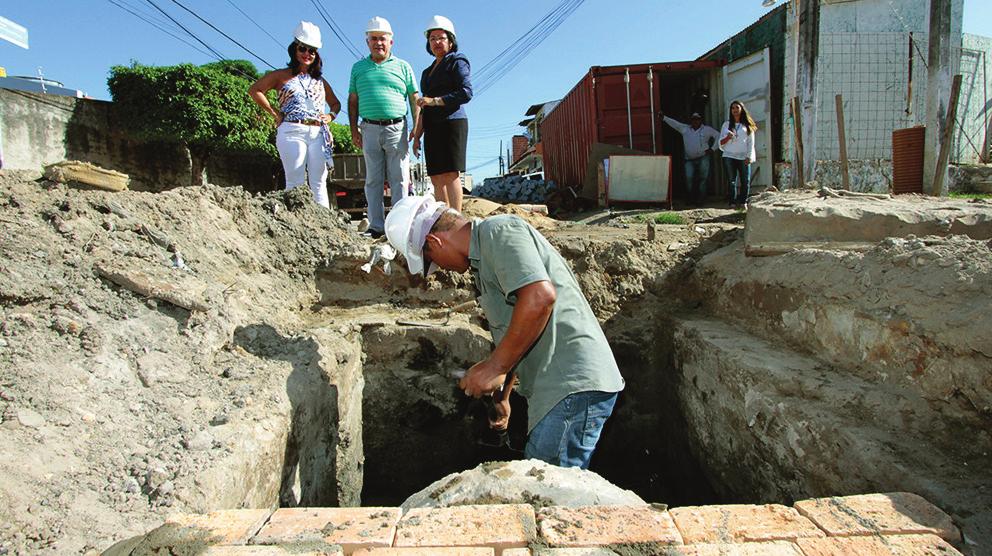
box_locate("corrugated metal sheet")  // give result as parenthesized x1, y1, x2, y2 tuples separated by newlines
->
(542, 61, 723, 192)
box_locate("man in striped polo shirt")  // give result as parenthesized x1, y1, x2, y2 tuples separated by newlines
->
(348, 16, 421, 238)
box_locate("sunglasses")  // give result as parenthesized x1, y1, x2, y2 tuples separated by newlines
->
(297, 44, 317, 55)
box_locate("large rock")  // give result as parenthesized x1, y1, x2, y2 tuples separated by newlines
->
(401, 459, 647, 510)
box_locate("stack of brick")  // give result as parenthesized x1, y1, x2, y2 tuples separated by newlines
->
(108, 492, 963, 555)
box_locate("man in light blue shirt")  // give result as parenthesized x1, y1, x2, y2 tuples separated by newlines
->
(661, 111, 720, 206)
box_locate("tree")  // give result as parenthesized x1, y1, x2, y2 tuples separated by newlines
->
(329, 122, 359, 154)
(108, 61, 275, 185)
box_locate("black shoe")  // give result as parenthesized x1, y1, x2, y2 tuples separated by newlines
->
(360, 229, 384, 239)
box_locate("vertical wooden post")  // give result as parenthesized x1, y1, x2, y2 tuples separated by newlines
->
(835, 95, 851, 190)
(791, 97, 805, 187)
(792, 0, 819, 189)
(932, 74, 963, 195)
(923, 0, 953, 194)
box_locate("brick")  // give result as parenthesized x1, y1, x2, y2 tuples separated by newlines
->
(669, 504, 825, 544)
(529, 549, 621, 555)
(202, 546, 342, 555)
(537, 505, 683, 549)
(165, 509, 274, 545)
(253, 507, 401, 554)
(394, 504, 536, 553)
(796, 533, 963, 555)
(661, 541, 803, 555)
(794, 493, 961, 543)
(352, 549, 494, 555)
(502, 550, 533, 556)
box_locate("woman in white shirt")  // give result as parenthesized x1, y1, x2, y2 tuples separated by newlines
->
(718, 100, 757, 209)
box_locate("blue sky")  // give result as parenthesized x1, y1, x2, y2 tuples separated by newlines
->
(2, 1, 990, 180)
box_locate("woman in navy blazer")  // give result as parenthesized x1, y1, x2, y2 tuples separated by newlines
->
(413, 15, 472, 212)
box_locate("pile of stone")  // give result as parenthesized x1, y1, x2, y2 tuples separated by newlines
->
(473, 175, 556, 204)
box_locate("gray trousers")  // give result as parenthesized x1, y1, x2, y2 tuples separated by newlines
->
(361, 120, 410, 232)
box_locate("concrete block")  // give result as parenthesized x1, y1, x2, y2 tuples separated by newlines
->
(661, 542, 802, 555)
(353, 549, 494, 555)
(794, 492, 961, 543)
(796, 533, 963, 555)
(743, 191, 992, 256)
(394, 504, 536, 553)
(253, 507, 400, 554)
(516, 549, 619, 556)
(164, 508, 273, 545)
(537, 504, 683, 549)
(669, 504, 825, 544)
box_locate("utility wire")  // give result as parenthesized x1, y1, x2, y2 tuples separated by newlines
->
(108, 0, 215, 59)
(307, 0, 363, 59)
(169, 0, 277, 69)
(144, 0, 227, 61)
(472, 0, 587, 96)
(223, 0, 284, 48)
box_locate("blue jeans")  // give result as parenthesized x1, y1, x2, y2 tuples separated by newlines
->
(524, 391, 618, 469)
(684, 156, 711, 203)
(361, 120, 410, 233)
(723, 157, 750, 205)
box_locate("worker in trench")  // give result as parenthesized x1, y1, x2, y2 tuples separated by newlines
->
(384, 196, 625, 469)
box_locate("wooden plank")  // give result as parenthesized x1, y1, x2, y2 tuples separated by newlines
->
(932, 73, 963, 195)
(835, 95, 851, 190)
(791, 97, 805, 187)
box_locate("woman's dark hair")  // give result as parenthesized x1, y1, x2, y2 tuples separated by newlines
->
(287, 41, 323, 79)
(425, 31, 458, 56)
(728, 100, 758, 135)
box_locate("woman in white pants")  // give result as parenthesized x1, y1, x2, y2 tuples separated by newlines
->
(249, 21, 341, 208)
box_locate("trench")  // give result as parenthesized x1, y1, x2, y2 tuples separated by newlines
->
(220, 254, 726, 510)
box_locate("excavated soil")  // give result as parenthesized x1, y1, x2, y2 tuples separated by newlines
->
(2, 168, 989, 555)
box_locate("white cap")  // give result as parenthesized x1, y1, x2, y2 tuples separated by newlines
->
(385, 196, 447, 277)
(293, 21, 322, 49)
(366, 16, 393, 36)
(425, 15, 456, 38)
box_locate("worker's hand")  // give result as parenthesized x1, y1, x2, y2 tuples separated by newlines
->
(412, 136, 421, 158)
(489, 396, 510, 431)
(351, 128, 363, 149)
(705, 148, 713, 156)
(460, 359, 507, 398)
(320, 113, 334, 124)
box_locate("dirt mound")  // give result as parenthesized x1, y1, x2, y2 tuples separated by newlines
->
(0, 170, 365, 554)
(462, 197, 559, 230)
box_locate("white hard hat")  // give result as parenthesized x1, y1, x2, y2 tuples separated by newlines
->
(425, 15, 456, 38)
(366, 16, 393, 36)
(385, 196, 447, 277)
(293, 21, 322, 49)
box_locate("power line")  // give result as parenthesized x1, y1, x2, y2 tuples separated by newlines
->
(107, 0, 214, 59)
(169, 0, 276, 69)
(473, 0, 587, 97)
(307, 0, 362, 60)
(223, 0, 284, 49)
(144, 0, 227, 61)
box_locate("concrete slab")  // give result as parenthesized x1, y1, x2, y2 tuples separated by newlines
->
(744, 191, 992, 256)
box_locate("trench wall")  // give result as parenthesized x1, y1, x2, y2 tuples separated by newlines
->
(0, 88, 279, 192)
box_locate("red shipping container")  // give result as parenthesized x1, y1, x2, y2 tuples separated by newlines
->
(542, 60, 724, 202)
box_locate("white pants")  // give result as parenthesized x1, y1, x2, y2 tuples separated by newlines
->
(276, 122, 331, 208)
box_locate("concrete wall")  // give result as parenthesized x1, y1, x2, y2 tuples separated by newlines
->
(776, 0, 968, 172)
(0, 88, 281, 193)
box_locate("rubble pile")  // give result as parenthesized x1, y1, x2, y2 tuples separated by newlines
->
(473, 175, 557, 204)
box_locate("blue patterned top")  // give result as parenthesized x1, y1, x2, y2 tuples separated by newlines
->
(279, 73, 333, 164)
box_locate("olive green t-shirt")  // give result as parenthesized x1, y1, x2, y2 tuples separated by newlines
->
(468, 215, 625, 432)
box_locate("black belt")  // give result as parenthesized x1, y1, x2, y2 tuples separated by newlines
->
(363, 117, 404, 126)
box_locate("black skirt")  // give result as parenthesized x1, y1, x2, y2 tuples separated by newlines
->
(424, 118, 468, 175)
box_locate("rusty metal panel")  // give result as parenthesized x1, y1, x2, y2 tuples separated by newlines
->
(542, 60, 725, 194)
